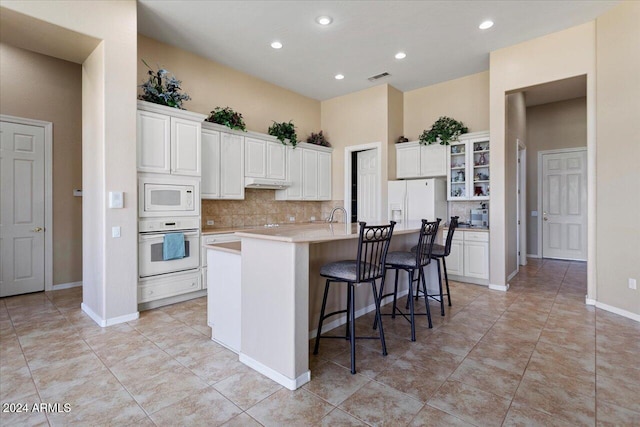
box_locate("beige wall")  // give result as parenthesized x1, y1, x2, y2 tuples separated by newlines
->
(0, 43, 82, 286)
(138, 35, 320, 139)
(489, 22, 596, 290)
(3, 0, 140, 323)
(403, 71, 490, 141)
(596, 1, 640, 315)
(526, 97, 587, 255)
(505, 92, 526, 278)
(387, 85, 404, 181)
(321, 85, 390, 201)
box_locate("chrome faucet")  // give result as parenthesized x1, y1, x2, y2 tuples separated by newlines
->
(327, 206, 347, 223)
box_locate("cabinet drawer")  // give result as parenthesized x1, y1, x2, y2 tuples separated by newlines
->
(464, 231, 489, 242)
(138, 272, 201, 303)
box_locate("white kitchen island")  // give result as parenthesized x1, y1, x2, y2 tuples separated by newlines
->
(233, 221, 438, 390)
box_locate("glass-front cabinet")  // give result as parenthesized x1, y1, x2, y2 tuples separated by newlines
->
(447, 131, 490, 201)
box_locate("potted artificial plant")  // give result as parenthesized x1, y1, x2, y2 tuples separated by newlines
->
(205, 107, 247, 131)
(268, 120, 298, 147)
(138, 59, 191, 109)
(306, 131, 331, 147)
(419, 116, 468, 145)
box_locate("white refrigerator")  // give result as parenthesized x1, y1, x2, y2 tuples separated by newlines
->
(388, 178, 447, 224)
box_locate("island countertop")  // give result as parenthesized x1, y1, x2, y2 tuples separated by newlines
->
(235, 220, 427, 244)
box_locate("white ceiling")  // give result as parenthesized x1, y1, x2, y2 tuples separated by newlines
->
(137, 0, 617, 101)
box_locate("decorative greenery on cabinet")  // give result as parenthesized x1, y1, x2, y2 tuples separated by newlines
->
(268, 120, 298, 147)
(419, 116, 468, 145)
(138, 59, 191, 109)
(205, 107, 247, 131)
(306, 131, 331, 147)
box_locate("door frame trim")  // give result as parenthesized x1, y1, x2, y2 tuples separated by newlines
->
(537, 146, 587, 260)
(1, 114, 53, 292)
(344, 142, 382, 223)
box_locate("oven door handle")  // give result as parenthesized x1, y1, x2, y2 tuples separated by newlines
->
(139, 231, 200, 241)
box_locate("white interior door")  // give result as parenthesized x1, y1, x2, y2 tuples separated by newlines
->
(1, 121, 46, 296)
(356, 149, 378, 222)
(541, 149, 587, 261)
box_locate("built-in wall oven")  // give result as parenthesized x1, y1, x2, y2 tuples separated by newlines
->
(138, 175, 200, 217)
(138, 218, 200, 278)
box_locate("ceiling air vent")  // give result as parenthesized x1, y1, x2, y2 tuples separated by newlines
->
(368, 72, 390, 82)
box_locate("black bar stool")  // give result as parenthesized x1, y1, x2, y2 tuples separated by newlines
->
(412, 216, 458, 316)
(373, 219, 440, 341)
(313, 221, 396, 374)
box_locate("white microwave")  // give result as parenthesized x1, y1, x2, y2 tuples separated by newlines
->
(138, 175, 200, 217)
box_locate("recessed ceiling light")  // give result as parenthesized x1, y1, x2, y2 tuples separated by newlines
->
(271, 41, 283, 49)
(334, 74, 344, 80)
(395, 52, 407, 59)
(316, 16, 333, 26)
(479, 20, 494, 30)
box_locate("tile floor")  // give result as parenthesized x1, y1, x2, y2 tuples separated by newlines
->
(1, 259, 639, 426)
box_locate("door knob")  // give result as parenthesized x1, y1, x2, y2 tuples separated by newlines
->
(543, 212, 548, 221)
(32, 227, 44, 232)
(543, 217, 548, 221)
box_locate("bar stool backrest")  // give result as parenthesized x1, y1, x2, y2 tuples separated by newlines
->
(414, 218, 441, 268)
(356, 221, 396, 282)
(443, 216, 459, 257)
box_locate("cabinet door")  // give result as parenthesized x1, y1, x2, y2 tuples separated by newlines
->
(420, 144, 446, 177)
(302, 149, 319, 200)
(245, 137, 266, 177)
(201, 129, 221, 199)
(137, 110, 170, 173)
(318, 151, 332, 200)
(396, 144, 421, 179)
(277, 147, 302, 200)
(266, 142, 286, 180)
(447, 142, 468, 200)
(220, 133, 245, 199)
(171, 117, 201, 176)
(464, 241, 489, 279)
(445, 237, 464, 276)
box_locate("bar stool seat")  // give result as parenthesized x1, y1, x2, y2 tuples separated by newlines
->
(373, 219, 440, 341)
(313, 221, 396, 374)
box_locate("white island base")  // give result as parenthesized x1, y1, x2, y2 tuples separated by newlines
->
(233, 222, 441, 390)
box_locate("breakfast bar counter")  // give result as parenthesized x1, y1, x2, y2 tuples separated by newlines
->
(234, 221, 437, 390)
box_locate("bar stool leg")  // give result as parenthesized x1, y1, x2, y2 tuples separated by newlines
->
(371, 280, 387, 356)
(313, 279, 331, 355)
(373, 269, 388, 331)
(392, 269, 399, 318)
(436, 260, 445, 316)
(345, 283, 352, 339)
(407, 269, 417, 341)
(348, 283, 357, 374)
(443, 257, 452, 307)
(420, 268, 433, 328)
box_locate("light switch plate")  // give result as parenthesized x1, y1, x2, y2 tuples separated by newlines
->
(531, 211, 538, 217)
(109, 191, 124, 209)
(112, 226, 121, 238)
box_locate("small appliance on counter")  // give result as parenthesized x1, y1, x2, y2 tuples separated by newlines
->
(470, 207, 489, 227)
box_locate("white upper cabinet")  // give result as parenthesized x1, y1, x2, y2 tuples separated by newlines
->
(137, 101, 206, 176)
(446, 131, 490, 201)
(276, 143, 332, 201)
(244, 136, 287, 180)
(396, 141, 446, 179)
(201, 123, 245, 200)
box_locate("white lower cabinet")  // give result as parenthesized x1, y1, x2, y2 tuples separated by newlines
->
(444, 230, 489, 284)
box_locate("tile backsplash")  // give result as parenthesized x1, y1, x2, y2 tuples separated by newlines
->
(202, 189, 343, 230)
(448, 201, 490, 224)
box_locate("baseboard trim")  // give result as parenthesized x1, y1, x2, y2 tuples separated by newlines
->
(81, 303, 139, 327)
(489, 283, 510, 292)
(593, 301, 640, 323)
(239, 353, 310, 390)
(507, 270, 518, 282)
(308, 289, 410, 339)
(527, 254, 541, 259)
(585, 296, 596, 305)
(53, 281, 82, 290)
